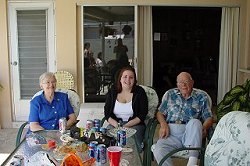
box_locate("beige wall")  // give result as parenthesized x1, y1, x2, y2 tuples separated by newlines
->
(0, 0, 249, 128)
(56, 0, 78, 89)
(0, 0, 13, 128)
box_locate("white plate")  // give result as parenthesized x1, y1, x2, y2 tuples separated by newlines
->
(60, 134, 74, 143)
(108, 127, 137, 138)
(120, 159, 129, 166)
(122, 147, 133, 153)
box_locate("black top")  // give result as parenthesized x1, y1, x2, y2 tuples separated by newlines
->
(104, 85, 148, 125)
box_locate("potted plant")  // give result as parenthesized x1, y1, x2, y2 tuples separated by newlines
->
(216, 79, 250, 121)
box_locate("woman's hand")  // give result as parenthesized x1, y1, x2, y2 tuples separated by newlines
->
(123, 117, 141, 128)
(29, 122, 44, 132)
(108, 118, 119, 128)
(66, 113, 77, 129)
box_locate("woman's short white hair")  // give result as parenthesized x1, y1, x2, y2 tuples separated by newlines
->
(39, 72, 56, 83)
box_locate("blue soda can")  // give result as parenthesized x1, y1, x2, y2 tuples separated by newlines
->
(117, 129, 126, 147)
(94, 119, 101, 129)
(88, 141, 98, 158)
(90, 127, 99, 133)
(96, 144, 107, 164)
(100, 127, 107, 134)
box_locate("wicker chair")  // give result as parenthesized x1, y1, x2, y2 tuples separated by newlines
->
(54, 71, 75, 90)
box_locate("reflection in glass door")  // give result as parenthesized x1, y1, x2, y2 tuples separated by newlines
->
(83, 6, 135, 102)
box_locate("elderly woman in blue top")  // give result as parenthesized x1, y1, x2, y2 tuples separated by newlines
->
(153, 72, 213, 166)
(104, 66, 148, 152)
(29, 72, 77, 132)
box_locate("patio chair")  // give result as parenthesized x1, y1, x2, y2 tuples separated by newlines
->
(147, 88, 213, 166)
(205, 111, 250, 166)
(15, 89, 80, 147)
(84, 68, 101, 95)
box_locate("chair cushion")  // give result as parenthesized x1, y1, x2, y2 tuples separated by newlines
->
(56, 89, 80, 117)
(139, 85, 159, 120)
(205, 111, 250, 166)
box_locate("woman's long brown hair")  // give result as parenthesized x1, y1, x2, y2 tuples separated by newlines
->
(115, 66, 137, 93)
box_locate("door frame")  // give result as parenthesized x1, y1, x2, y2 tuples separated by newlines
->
(8, 1, 56, 122)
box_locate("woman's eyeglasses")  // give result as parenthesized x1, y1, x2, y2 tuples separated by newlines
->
(42, 81, 57, 85)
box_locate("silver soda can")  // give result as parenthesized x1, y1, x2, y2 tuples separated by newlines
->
(96, 144, 107, 164)
(59, 117, 67, 134)
(86, 120, 94, 130)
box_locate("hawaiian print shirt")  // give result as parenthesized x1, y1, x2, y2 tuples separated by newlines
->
(158, 88, 212, 123)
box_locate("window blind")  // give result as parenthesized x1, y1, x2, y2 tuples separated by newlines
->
(17, 10, 47, 99)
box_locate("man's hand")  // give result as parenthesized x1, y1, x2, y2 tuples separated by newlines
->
(202, 128, 207, 138)
(202, 117, 213, 138)
(156, 111, 170, 139)
(159, 123, 170, 139)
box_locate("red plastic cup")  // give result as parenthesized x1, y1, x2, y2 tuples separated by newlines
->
(107, 146, 122, 166)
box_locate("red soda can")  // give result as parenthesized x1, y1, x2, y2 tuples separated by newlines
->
(86, 120, 94, 130)
(59, 117, 67, 134)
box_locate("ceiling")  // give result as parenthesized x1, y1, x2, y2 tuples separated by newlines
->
(84, 6, 134, 22)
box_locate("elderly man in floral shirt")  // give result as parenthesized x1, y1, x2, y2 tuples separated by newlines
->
(153, 72, 213, 166)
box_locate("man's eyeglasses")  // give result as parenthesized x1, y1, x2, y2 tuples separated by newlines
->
(177, 80, 191, 85)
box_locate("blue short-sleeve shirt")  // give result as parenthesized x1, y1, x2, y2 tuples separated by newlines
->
(158, 88, 212, 123)
(29, 91, 74, 130)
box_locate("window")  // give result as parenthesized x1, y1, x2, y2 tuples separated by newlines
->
(83, 6, 135, 102)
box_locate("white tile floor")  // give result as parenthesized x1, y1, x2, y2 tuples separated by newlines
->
(0, 128, 18, 165)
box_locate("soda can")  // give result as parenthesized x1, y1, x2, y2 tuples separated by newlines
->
(100, 127, 107, 134)
(117, 129, 126, 147)
(79, 127, 85, 138)
(59, 117, 67, 134)
(86, 120, 94, 130)
(88, 141, 98, 158)
(96, 144, 107, 164)
(94, 119, 101, 129)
